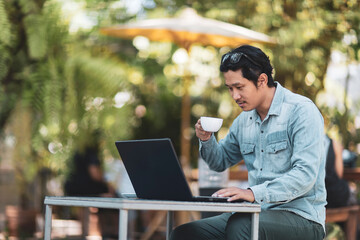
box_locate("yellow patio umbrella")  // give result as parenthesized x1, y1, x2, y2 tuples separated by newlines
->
(101, 8, 275, 49)
(101, 8, 276, 174)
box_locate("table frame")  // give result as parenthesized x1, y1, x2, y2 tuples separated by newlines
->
(44, 196, 261, 240)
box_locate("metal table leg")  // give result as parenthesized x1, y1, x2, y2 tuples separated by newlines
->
(166, 211, 174, 240)
(251, 212, 259, 240)
(119, 209, 128, 240)
(44, 205, 53, 240)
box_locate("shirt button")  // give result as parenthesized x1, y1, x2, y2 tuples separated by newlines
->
(261, 130, 264, 133)
(261, 150, 264, 152)
(260, 168, 263, 171)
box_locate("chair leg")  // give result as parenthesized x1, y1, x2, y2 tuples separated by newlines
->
(140, 211, 167, 240)
(81, 208, 90, 237)
(345, 211, 357, 240)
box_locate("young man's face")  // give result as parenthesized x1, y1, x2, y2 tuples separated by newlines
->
(224, 69, 263, 111)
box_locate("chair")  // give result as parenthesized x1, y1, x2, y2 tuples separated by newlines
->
(326, 205, 359, 240)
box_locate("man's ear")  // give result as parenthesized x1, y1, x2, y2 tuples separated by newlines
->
(257, 73, 268, 87)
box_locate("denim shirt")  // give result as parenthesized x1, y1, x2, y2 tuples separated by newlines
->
(200, 82, 326, 231)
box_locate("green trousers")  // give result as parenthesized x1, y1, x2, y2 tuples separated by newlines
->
(170, 210, 325, 240)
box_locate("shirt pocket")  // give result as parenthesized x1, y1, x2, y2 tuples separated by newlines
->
(266, 140, 287, 154)
(266, 138, 291, 173)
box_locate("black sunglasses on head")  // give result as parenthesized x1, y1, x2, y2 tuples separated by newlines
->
(221, 52, 262, 68)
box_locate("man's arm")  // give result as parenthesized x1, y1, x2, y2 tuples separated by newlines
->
(196, 116, 244, 172)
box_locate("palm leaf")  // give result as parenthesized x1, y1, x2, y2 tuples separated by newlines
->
(0, 0, 13, 80)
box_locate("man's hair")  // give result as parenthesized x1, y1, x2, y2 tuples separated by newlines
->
(220, 45, 275, 87)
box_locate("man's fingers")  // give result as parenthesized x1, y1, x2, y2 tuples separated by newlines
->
(195, 119, 212, 141)
(212, 187, 239, 197)
(196, 120, 205, 131)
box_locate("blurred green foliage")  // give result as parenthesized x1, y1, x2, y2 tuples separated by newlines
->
(0, 0, 134, 208)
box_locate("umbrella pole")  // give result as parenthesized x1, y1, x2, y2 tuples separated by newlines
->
(180, 43, 193, 178)
(180, 74, 192, 178)
(177, 73, 194, 226)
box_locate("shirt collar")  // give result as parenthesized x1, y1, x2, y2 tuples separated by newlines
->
(250, 82, 285, 123)
(267, 81, 284, 117)
(250, 81, 284, 123)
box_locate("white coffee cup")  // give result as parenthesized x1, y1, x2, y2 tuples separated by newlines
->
(200, 117, 223, 132)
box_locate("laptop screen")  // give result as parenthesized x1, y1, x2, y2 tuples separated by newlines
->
(115, 138, 194, 201)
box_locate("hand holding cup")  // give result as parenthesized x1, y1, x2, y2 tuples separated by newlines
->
(195, 117, 223, 141)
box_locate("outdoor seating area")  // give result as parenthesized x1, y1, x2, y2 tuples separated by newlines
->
(1, 0, 360, 239)
(1, 167, 360, 239)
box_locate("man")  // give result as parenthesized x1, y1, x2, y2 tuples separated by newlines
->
(170, 45, 326, 240)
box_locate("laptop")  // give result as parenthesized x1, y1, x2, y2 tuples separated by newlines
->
(115, 138, 243, 203)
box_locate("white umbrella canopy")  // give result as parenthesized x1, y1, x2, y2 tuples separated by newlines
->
(101, 8, 276, 49)
(101, 8, 275, 172)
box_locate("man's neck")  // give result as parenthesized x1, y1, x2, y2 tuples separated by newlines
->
(257, 87, 276, 121)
